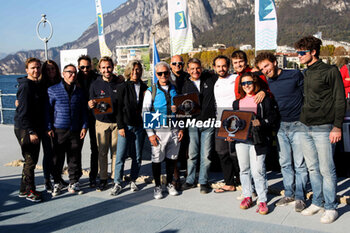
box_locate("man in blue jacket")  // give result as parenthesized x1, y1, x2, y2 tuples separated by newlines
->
(47, 64, 88, 196)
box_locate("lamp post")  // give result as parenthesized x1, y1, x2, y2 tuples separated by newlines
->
(36, 14, 53, 61)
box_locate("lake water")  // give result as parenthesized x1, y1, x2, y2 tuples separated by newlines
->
(0, 75, 22, 124)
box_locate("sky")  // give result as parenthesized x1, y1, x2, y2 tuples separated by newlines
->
(0, 0, 127, 55)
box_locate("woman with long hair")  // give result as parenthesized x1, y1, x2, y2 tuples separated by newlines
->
(232, 72, 278, 215)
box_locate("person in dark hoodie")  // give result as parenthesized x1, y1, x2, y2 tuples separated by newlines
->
(14, 57, 45, 202)
(88, 56, 124, 191)
(111, 60, 147, 195)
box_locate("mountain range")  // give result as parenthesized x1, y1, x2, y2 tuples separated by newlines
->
(0, 0, 349, 74)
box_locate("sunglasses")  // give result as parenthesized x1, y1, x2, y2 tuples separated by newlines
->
(171, 62, 184, 66)
(241, 81, 254, 86)
(80, 65, 91, 70)
(156, 71, 170, 76)
(296, 50, 310, 56)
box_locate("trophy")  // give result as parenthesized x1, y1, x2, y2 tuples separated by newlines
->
(93, 97, 113, 115)
(173, 93, 200, 116)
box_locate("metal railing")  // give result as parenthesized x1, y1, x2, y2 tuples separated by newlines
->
(0, 90, 16, 124)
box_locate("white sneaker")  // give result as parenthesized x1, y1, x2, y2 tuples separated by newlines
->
(320, 210, 338, 224)
(301, 204, 324, 216)
(130, 181, 139, 192)
(68, 182, 83, 195)
(167, 184, 179, 196)
(52, 183, 61, 197)
(154, 186, 163, 199)
(110, 184, 122, 196)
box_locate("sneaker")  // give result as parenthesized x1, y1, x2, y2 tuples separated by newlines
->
(130, 181, 139, 192)
(182, 182, 196, 191)
(320, 210, 338, 224)
(301, 204, 324, 216)
(154, 186, 163, 199)
(45, 180, 53, 193)
(167, 184, 179, 196)
(89, 179, 97, 188)
(52, 183, 62, 197)
(110, 183, 122, 196)
(26, 190, 42, 203)
(295, 200, 306, 212)
(68, 182, 83, 194)
(19, 190, 27, 198)
(96, 180, 108, 192)
(240, 197, 253, 209)
(200, 184, 211, 194)
(256, 202, 269, 215)
(275, 196, 295, 206)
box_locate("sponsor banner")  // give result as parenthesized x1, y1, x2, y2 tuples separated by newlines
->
(95, 0, 113, 57)
(167, 0, 193, 56)
(255, 0, 278, 51)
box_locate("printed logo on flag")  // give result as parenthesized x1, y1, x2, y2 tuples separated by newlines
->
(175, 11, 187, 30)
(143, 110, 161, 129)
(97, 13, 103, 35)
(259, 0, 276, 21)
(130, 49, 136, 57)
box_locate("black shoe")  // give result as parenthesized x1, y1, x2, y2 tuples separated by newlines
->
(45, 180, 53, 193)
(182, 182, 196, 191)
(89, 179, 97, 188)
(200, 184, 211, 194)
(96, 180, 108, 191)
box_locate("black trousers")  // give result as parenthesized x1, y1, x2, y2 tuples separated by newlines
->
(14, 128, 40, 192)
(88, 114, 99, 181)
(53, 129, 83, 184)
(42, 132, 54, 180)
(215, 137, 240, 186)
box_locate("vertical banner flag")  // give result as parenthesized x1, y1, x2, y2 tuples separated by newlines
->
(167, 0, 193, 56)
(95, 0, 113, 57)
(255, 0, 278, 52)
(153, 38, 160, 84)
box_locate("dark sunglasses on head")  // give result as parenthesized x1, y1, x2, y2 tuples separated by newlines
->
(171, 62, 184, 66)
(296, 50, 310, 56)
(241, 81, 254, 86)
(80, 65, 91, 70)
(156, 71, 170, 76)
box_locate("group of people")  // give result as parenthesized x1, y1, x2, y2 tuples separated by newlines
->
(14, 35, 347, 224)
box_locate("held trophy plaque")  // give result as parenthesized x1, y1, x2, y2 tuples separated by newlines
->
(217, 110, 254, 142)
(173, 93, 200, 116)
(93, 97, 113, 115)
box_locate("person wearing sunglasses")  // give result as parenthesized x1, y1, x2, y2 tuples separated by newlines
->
(231, 72, 278, 215)
(47, 64, 88, 196)
(255, 52, 308, 213)
(294, 36, 346, 223)
(181, 58, 217, 194)
(88, 57, 124, 192)
(77, 55, 99, 189)
(169, 55, 190, 190)
(142, 61, 183, 199)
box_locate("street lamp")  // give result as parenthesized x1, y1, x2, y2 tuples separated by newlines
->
(36, 14, 53, 61)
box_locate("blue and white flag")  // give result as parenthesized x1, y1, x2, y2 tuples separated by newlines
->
(255, 0, 278, 51)
(153, 38, 160, 84)
(95, 0, 113, 57)
(167, 0, 193, 56)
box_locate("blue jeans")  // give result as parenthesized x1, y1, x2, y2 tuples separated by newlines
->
(186, 127, 214, 185)
(277, 121, 308, 200)
(114, 126, 145, 185)
(235, 142, 268, 202)
(299, 123, 337, 210)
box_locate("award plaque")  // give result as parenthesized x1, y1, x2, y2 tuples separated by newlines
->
(173, 93, 200, 116)
(217, 110, 254, 142)
(93, 97, 113, 115)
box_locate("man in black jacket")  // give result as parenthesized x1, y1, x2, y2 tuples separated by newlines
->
(181, 58, 217, 194)
(14, 57, 45, 202)
(88, 56, 124, 191)
(295, 36, 346, 223)
(77, 55, 99, 188)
